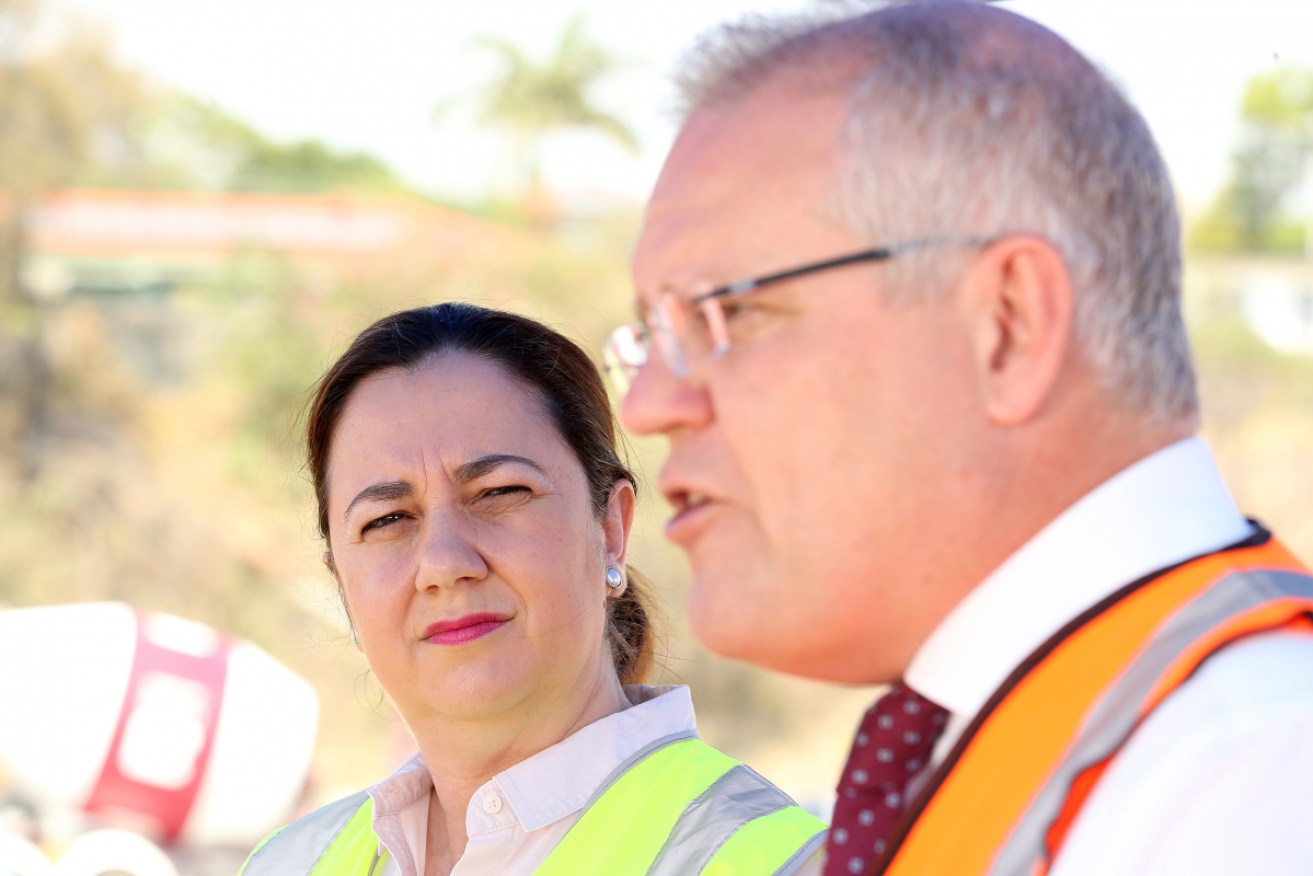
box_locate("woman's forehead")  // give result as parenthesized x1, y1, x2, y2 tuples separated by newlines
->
(327, 354, 576, 490)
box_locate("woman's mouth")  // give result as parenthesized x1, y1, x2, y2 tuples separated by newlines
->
(423, 613, 509, 646)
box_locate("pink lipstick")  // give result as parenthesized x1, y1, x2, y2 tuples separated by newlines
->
(423, 613, 508, 646)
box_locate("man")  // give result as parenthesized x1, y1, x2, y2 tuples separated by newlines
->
(604, 2, 1313, 874)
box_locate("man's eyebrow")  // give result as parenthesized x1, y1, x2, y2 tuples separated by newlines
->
(452, 454, 547, 485)
(343, 481, 412, 522)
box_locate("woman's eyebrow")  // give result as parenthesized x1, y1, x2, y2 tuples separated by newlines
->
(341, 455, 547, 521)
(343, 480, 411, 522)
(452, 454, 546, 485)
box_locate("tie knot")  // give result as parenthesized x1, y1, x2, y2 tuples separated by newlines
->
(851, 684, 948, 777)
(866, 683, 947, 729)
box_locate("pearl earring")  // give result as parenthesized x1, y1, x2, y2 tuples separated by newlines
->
(605, 565, 625, 590)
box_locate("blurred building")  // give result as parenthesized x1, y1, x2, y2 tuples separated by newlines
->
(12, 188, 531, 387)
(22, 188, 519, 302)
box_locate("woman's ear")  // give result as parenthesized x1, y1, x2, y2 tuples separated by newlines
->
(325, 559, 359, 649)
(603, 480, 637, 570)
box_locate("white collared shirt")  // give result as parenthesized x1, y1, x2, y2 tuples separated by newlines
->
(369, 685, 696, 876)
(905, 437, 1313, 874)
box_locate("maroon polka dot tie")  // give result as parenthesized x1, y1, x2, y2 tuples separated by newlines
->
(823, 684, 949, 876)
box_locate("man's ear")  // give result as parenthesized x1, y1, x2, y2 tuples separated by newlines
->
(959, 234, 1074, 426)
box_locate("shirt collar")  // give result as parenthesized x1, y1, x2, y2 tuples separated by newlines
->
(367, 684, 696, 837)
(496, 684, 695, 830)
(905, 437, 1253, 727)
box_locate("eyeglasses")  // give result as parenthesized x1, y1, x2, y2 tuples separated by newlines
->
(604, 235, 997, 394)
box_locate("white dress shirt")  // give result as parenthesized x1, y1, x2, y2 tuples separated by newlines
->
(905, 436, 1313, 874)
(370, 685, 696, 876)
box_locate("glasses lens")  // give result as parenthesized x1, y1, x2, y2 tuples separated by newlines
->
(603, 324, 648, 394)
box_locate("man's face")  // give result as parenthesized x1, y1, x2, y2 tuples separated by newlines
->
(622, 82, 988, 683)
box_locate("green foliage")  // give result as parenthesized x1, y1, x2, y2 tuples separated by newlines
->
(0, 0, 429, 203)
(181, 250, 330, 482)
(1190, 67, 1313, 253)
(1241, 67, 1313, 132)
(230, 139, 409, 194)
(1192, 184, 1308, 254)
(115, 91, 418, 195)
(0, 0, 147, 487)
(100, 91, 266, 190)
(0, 11, 146, 199)
(445, 14, 636, 188)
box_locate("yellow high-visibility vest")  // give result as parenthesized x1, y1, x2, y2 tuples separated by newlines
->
(242, 736, 825, 875)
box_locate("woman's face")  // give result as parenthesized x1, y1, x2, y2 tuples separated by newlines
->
(324, 352, 633, 725)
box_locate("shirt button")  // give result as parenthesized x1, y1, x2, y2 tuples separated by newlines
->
(482, 794, 503, 814)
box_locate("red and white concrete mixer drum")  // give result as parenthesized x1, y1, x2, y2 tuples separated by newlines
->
(52, 829, 179, 876)
(0, 603, 318, 847)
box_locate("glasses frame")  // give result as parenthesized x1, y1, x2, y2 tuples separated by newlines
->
(606, 235, 999, 388)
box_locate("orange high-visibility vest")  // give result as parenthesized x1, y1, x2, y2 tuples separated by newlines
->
(881, 531, 1313, 876)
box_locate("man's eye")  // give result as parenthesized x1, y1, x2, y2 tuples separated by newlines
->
(719, 300, 752, 320)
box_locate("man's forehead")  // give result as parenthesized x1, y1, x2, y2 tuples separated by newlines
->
(633, 83, 850, 299)
(658, 80, 848, 191)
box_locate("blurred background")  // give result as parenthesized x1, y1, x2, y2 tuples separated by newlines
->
(1, 0, 1311, 872)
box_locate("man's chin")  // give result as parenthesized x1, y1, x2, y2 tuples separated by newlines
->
(687, 579, 756, 660)
(688, 590, 798, 672)
(688, 594, 888, 682)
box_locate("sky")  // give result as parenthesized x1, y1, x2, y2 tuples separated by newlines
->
(53, 0, 1313, 213)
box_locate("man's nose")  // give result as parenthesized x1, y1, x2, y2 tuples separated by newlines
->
(619, 355, 714, 437)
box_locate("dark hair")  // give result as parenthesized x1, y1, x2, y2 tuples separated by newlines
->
(306, 302, 654, 684)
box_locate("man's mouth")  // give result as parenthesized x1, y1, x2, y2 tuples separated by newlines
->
(673, 491, 710, 513)
(663, 488, 721, 544)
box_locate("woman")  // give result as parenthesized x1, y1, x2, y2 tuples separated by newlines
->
(241, 302, 825, 875)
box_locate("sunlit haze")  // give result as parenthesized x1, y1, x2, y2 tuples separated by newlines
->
(58, 0, 1313, 212)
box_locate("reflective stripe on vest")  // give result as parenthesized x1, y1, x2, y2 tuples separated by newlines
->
(241, 791, 382, 876)
(882, 533, 1313, 876)
(537, 735, 825, 875)
(240, 735, 824, 875)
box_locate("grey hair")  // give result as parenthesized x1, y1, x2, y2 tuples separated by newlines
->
(672, 0, 1198, 423)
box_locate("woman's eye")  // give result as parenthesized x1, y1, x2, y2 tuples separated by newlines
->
(480, 485, 530, 500)
(361, 512, 406, 534)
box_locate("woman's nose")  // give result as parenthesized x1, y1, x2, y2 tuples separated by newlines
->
(414, 515, 488, 592)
